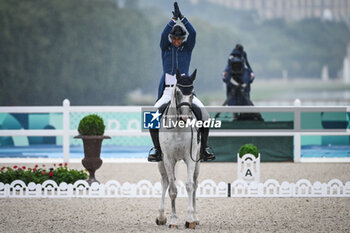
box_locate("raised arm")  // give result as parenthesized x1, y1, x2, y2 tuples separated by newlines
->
(160, 20, 176, 51)
(181, 17, 196, 51)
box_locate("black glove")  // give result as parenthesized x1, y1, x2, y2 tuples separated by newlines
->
(174, 2, 184, 20)
(172, 8, 178, 19)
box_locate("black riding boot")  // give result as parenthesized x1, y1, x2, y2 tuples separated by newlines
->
(200, 127, 215, 161)
(148, 129, 162, 162)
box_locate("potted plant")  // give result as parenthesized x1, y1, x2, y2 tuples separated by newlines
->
(74, 114, 110, 184)
(238, 143, 259, 158)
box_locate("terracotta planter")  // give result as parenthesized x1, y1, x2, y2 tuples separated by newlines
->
(74, 135, 111, 184)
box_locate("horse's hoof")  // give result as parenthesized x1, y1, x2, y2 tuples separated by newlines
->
(185, 221, 196, 229)
(168, 224, 178, 229)
(156, 217, 167, 225)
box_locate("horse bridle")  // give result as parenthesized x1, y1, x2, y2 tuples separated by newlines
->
(175, 83, 194, 113)
(175, 83, 201, 162)
(163, 83, 194, 128)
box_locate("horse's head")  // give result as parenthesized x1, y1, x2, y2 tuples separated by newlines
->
(174, 69, 196, 122)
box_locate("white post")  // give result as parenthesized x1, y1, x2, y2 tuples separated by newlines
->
(63, 99, 70, 163)
(294, 99, 301, 162)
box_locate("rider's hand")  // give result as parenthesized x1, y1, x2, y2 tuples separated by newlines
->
(174, 2, 184, 20)
(250, 72, 255, 79)
(172, 4, 178, 20)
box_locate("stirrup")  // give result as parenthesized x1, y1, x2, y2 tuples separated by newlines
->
(148, 147, 162, 162)
(201, 146, 215, 162)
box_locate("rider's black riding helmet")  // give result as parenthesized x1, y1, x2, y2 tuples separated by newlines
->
(170, 25, 186, 38)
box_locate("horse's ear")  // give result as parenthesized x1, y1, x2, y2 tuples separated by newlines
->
(190, 69, 197, 81)
(176, 69, 181, 80)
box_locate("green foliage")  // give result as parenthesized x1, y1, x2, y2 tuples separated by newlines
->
(238, 144, 259, 158)
(0, 0, 349, 105)
(0, 0, 154, 105)
(78, 114, 105, 136)
(0, 164, 88, 185)
(248, 18, 350, 79)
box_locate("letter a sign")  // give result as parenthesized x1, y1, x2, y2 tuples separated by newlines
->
(237, 153, 260, 183)
(245, 169, 253, 177)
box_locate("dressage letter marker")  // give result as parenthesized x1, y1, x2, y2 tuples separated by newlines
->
(237, 153, 260, 183)
(245, 169, 253, 177)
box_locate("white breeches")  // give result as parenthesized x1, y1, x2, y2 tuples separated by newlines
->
(154, 87, 173, 108)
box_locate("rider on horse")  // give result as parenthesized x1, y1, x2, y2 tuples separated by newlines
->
(148, 2, 215, 162)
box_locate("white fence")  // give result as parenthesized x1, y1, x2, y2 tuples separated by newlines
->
(1, 179, 349, 198)
(0, 99, 349, 163)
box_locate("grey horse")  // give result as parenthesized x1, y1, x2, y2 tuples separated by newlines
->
(156, 69, 201, 229)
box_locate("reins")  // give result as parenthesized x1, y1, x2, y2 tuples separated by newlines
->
(189, 125, 201, 163)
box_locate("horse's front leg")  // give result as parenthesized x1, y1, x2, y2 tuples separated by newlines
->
(156, 161, 168, 226)
(185, 160, 198, 229)
(164, 157, 178, 228)
(193, 161, 200, 225)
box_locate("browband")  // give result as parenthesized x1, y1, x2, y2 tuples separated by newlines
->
(177, 83, 193, 88)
